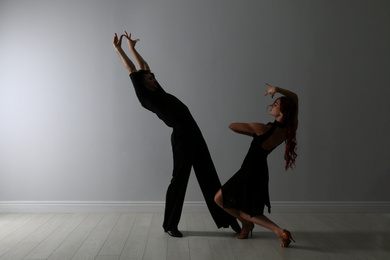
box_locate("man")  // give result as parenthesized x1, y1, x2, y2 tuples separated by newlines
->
(113, 31, 240, 237)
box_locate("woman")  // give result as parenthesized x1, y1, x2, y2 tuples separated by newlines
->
(214, 84, 298, 247)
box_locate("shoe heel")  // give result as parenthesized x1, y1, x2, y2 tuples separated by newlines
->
(236, 223, 254, 239)
(284, 230, 295, 243)
(278, 229, 296, 247)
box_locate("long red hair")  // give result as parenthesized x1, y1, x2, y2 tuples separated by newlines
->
(273, 97, 298, 170)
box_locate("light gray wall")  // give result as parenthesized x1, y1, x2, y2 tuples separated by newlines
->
(1, 0, 389, 202)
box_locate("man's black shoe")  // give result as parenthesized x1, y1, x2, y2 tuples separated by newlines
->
(166, 229, 183, 237)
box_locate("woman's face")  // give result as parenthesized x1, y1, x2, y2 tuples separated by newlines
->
(269, 99, 282, 117)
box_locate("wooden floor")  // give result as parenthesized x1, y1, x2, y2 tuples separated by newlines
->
(0, 212, 389, 260)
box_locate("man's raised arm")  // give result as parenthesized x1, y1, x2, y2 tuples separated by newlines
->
(113, 33, 137, 74)
(123, 31, 150, 71)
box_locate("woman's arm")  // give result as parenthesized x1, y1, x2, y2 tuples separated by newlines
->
(265, 83, 298, 107)
(113, 33, 137, 74)
(265, 83, 299, 128)
(229, 123, 268, 137)
(123, 31, 150, 71)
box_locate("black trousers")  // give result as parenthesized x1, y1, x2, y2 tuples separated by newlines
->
(163, 119, 236, 231)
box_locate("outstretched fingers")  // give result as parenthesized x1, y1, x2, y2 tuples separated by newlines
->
(124, 31, 140, 42)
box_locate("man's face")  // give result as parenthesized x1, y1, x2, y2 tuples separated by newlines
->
(143, 73, 158, 90)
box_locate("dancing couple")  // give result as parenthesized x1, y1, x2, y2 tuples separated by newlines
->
(113, 32, 298, 247)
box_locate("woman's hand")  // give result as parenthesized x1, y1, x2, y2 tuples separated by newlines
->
(123, 31, 140, 50)
(265, 83, 278, 98)
(113, 33, 124, 50)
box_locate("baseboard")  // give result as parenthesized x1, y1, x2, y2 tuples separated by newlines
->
(269, 201, 390, 213)
(0, 201, 389, 213)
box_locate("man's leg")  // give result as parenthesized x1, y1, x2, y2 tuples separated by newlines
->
(163, 133, 192, 235)
(192, 138, 241, 232)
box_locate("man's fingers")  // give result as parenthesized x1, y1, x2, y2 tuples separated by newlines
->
(113, 33, 117, 44)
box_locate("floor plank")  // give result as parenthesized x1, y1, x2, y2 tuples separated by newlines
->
(0, 214, 54, 257)
(143, 213, 167, 260)
(97, 213, 136, 258)
(24, 214, 88, 259)
(71, 214, 121, 260)
(119, 213, 153, 260)
(47, 213, 105, 260)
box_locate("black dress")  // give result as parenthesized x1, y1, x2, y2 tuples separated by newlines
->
(221, 120, 285, 217)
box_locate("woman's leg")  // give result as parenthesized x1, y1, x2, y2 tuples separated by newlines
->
(214, 189, 253, 229)
(215, 190, 295, 245)
(239, 211, 295, 246)
(238, 210, 284, 237)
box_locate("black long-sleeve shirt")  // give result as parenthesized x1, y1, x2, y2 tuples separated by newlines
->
(130, 72, 192, 127)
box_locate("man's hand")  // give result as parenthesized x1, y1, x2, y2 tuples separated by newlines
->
(113, 33, 125, 50)
(123, 31, 140, 50)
